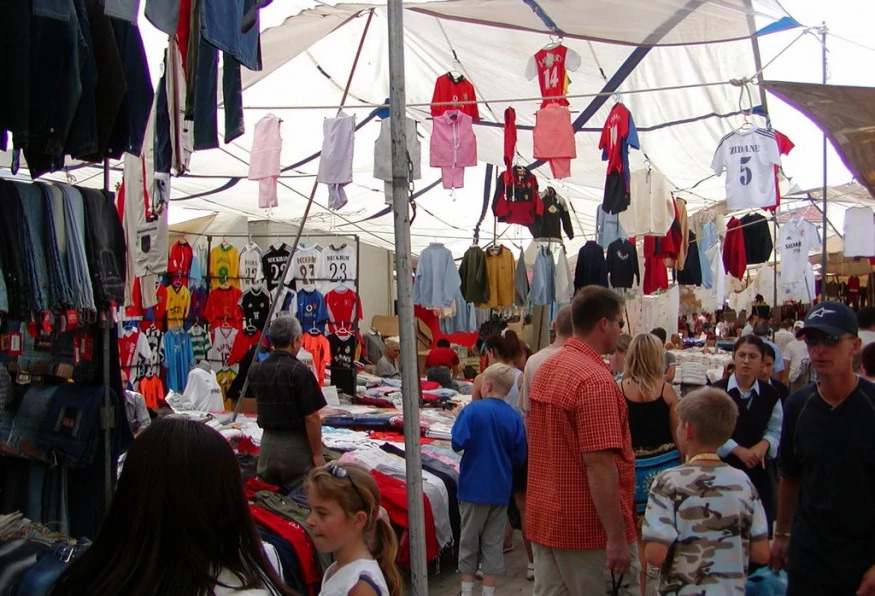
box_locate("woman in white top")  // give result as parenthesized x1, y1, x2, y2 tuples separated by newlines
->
(51, 417, 290, 596)
(307, 463, 401, 596)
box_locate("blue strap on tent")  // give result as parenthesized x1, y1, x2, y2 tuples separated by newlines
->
(521, 0, 564, 36)
(756, 16, 801, 36)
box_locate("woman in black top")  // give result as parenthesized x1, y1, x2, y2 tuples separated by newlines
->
(620, 333, 681, 593)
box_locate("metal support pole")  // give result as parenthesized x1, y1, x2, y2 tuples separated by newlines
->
(101, 158, 114, 507)
(820, 23, 829, 301)
(745, 1, 780, 323)
(387, 1, 428, 593)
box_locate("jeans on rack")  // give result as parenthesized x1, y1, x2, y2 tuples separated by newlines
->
(192, 31, 219, 150)
(103, 0, 140, 23)
(38, 184, 75, 309)
(32, 0, 72, 20)
(201, 0, 261, 71)
(0, 0, 32, 143)
(79, 187, 126, 305)
(16, 182, 54, 312)
(0, 182, 30, 317)
(107, 18, 154, 157)
(60, 185, 96, 311)
(223, 53, 245, 143)
(24, 2, 82, 177)
(144, 0, 181, 34)
(64, 0, 99, 159)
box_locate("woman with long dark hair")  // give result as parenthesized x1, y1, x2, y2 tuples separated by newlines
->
(51, 417, 292, 596)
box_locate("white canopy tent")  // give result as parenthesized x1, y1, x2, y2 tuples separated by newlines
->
(15, 0, 817, 260)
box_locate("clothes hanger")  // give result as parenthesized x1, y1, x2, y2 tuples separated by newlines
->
(543, 33, 562, 50)
(221, 235, 229, 247)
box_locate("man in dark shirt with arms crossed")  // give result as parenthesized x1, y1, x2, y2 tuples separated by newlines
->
(770, 301, 875, 596)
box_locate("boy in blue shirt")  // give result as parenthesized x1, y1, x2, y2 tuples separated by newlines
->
(643, 387, 770, 594)
(452, 363, 527, 596)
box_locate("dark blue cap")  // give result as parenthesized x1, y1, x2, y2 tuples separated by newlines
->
(800, 301, 859, 338)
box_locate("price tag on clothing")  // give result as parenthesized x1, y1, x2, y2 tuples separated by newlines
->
(7, 332, 21, 356)
(65, 310, 79, 329)
(80, 336, 93, 361)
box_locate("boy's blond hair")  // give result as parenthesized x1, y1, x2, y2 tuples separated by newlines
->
(482, 363, 515, 398)
(677, 388, 738, 447)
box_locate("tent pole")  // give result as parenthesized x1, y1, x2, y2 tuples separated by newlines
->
(231, 9, 375, 422)
(820, 23, 828, 301)
(387, 0, 428, 593)
(744, 1, 781, 322)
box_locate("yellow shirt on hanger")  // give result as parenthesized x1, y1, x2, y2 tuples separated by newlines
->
(480, 245, 515, 309)
(165, 284, 191, 328)
(210, 244, 240, 289)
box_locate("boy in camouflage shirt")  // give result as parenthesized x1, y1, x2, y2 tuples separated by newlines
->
(643, 388, 770, 594)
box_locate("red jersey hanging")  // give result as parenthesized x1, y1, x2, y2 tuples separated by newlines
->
(525, 44, 582, 108)
(431, 73, 480, 122)
(764, 130, 794, 212)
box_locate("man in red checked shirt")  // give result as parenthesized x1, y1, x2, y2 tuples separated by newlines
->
(526, 286, 639, 595)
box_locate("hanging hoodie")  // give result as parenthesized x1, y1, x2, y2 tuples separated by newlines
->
(529, 187, 574, 240)
(429, 109, 477, 190)
(493, 166, 543, 225)
(317, 112, 356, 210)
(374, 117, 421, 205)
(249, 114, 282, 208)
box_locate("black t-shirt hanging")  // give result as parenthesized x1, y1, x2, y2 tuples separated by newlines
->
(262, 243, 291, 291)
(677, 231, 703, 286)
(740, 213, 773, 265)
(328, 334, 358, 369)
(240, 287, 271, 330)
(605, 238, 639, 289)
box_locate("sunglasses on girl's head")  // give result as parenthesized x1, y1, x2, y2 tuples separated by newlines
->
(327, 463, 367, 508)
(803, 334, 844, 347)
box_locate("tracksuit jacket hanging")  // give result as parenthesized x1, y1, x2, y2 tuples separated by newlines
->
(529, 187, 574, 240)
(574, 241, 608, 290)
(429, 110, 477, 190)
(493, 166, 543, 225)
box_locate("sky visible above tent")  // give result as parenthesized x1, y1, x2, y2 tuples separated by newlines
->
(22, 0, 875, 258)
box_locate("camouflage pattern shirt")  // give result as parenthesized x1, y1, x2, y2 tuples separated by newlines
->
(642, 462, 768, 595)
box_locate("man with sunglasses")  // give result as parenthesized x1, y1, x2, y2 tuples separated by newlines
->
(770, 301, 875, 596)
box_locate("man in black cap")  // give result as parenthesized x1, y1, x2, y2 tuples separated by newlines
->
(770, 301, 875, 596)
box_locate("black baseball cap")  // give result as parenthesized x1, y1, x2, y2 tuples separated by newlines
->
(799, 301, 859, 338)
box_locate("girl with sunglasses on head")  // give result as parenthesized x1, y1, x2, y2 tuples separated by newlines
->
(306, 463, 401, 596)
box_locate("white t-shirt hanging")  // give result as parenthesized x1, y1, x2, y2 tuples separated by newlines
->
(289, 244, 324, 290)
(622, 169, 675, 236)
(238, 243, 265, 293)
(318, 243, 357, 294)
(777, 217, 821, 284)
(711, 128, 782, 210)
(843, 205, 875, 257)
